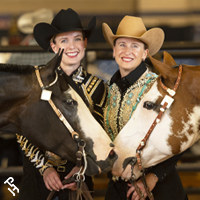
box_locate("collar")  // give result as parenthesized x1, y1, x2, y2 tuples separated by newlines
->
(71, 65, 87, 83)
(57, 65, 87, 84)
(110, 61, 147, 91)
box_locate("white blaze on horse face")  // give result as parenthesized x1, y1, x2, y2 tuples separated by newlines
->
(112, 82, 174, 179)
(67, 86, 113, 161)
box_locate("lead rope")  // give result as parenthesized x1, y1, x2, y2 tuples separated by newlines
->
(129, 158, 145, 200)
(34, 66, 92, 200)
(132, 65, 183, 200)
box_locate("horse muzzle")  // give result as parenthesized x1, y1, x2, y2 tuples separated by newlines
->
(85, 149, 118, 176)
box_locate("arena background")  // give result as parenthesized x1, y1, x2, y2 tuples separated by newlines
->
(0, 1, 200, 200)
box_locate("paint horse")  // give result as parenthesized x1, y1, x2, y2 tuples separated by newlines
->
(112, 51, 200, 197)
(0, 51, 117, 177)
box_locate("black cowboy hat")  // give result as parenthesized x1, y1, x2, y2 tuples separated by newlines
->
(33, 8, 96, 51)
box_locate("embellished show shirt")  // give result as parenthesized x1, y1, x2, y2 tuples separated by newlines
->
(104, 61, 157, 141)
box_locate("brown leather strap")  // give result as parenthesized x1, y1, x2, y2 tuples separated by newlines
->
(76, 181, 93, 200)
(141, 174, 154, 200)
(46, 177, 93, 200)
(46, 177, 76, 200)
(129, 177, 145, 200)
(160, 65, 182, 97)
(136, 65, 182, 171)
(35, 67, 80, 138)
(35, 67, 90, 200)
(136, 101, 168, 171)
(76, 142, 85, 168)
(133, 65, 183, 199)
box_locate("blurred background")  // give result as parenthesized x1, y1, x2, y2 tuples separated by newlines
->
(0, 0, 200, 199)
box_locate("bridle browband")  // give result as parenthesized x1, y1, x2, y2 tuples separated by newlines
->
(34, 66, 92, 200)
(130, 65, 183, 200)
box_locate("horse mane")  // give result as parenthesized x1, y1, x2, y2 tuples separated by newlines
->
(0, 63, 35, 74)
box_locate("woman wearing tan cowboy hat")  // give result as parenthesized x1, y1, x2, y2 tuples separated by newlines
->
(18, 8, 107, 200)
(102, 16, 188, 200)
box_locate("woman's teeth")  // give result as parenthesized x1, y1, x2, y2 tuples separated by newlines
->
(67, 52, 78, 56)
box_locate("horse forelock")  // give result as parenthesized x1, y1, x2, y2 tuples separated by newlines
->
(0, 63, 34, 74)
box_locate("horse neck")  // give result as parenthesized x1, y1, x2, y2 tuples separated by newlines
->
(0, 70, 38, 133)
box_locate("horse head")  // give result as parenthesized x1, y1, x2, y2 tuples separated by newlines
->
(112, 51, 200, 179)
(0, 52, 117, 176)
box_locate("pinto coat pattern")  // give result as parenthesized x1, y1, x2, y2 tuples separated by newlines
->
(112, 51, 200, 179)
(0, 52, 117, 176)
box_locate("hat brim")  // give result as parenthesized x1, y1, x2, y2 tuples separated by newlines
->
(102, 23, 164, 56)
(34, 17, 96, 51)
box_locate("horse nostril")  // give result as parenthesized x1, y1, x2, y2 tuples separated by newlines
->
(109, 149, 116, 159)
(110, 143, 115, 147)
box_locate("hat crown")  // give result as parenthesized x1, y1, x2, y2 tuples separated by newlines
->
(102, 15, 164, 56)
(116, 16, 147, 37)
(51, 8, 83, 32)
(34, 8, 96, 51)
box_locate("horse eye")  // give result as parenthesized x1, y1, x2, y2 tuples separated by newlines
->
(66, 98, 73, 105)
(143, 101, 155, 110)
(64, 93, 76, 105)
(65, 98, 77, 106)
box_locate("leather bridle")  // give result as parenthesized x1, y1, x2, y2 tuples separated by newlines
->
(35, 66, 79, 140)
(34, 66, 91, 200)
(130, 65, 183, 200)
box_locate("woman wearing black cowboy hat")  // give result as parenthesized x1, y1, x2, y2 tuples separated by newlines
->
(18, 8, 107, 200)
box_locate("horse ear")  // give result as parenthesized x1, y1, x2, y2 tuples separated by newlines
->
(163, 51, 177, 67)
(148, 52, 173, 79)
(42, 49, 64, 79)
(40, 49, 68, 90)
(45, 49, 64, 72)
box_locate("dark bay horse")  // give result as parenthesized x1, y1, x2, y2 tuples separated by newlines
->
(0, 52, 117, 176)
(112, 51, 200, 180)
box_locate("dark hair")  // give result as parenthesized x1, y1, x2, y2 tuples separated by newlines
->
(114, 37, 148, 50)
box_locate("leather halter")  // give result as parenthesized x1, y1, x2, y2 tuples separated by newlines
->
(34, 66, 90, 200)
(132, 65, 183, 200)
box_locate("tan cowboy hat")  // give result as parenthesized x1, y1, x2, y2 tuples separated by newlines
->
(102, 16, 165, 56)
(17, 8, 54, 34)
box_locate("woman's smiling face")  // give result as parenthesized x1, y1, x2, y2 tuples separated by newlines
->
(51, 31, 87, 75)
(113, 37, 148, 77)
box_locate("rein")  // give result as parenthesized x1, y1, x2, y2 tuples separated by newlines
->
(34, 66, 92, 200)
(130, 65, 183, 200)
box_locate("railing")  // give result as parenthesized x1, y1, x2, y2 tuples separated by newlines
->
(0, 166, 23, 176)
(0, 41, 200, 55)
